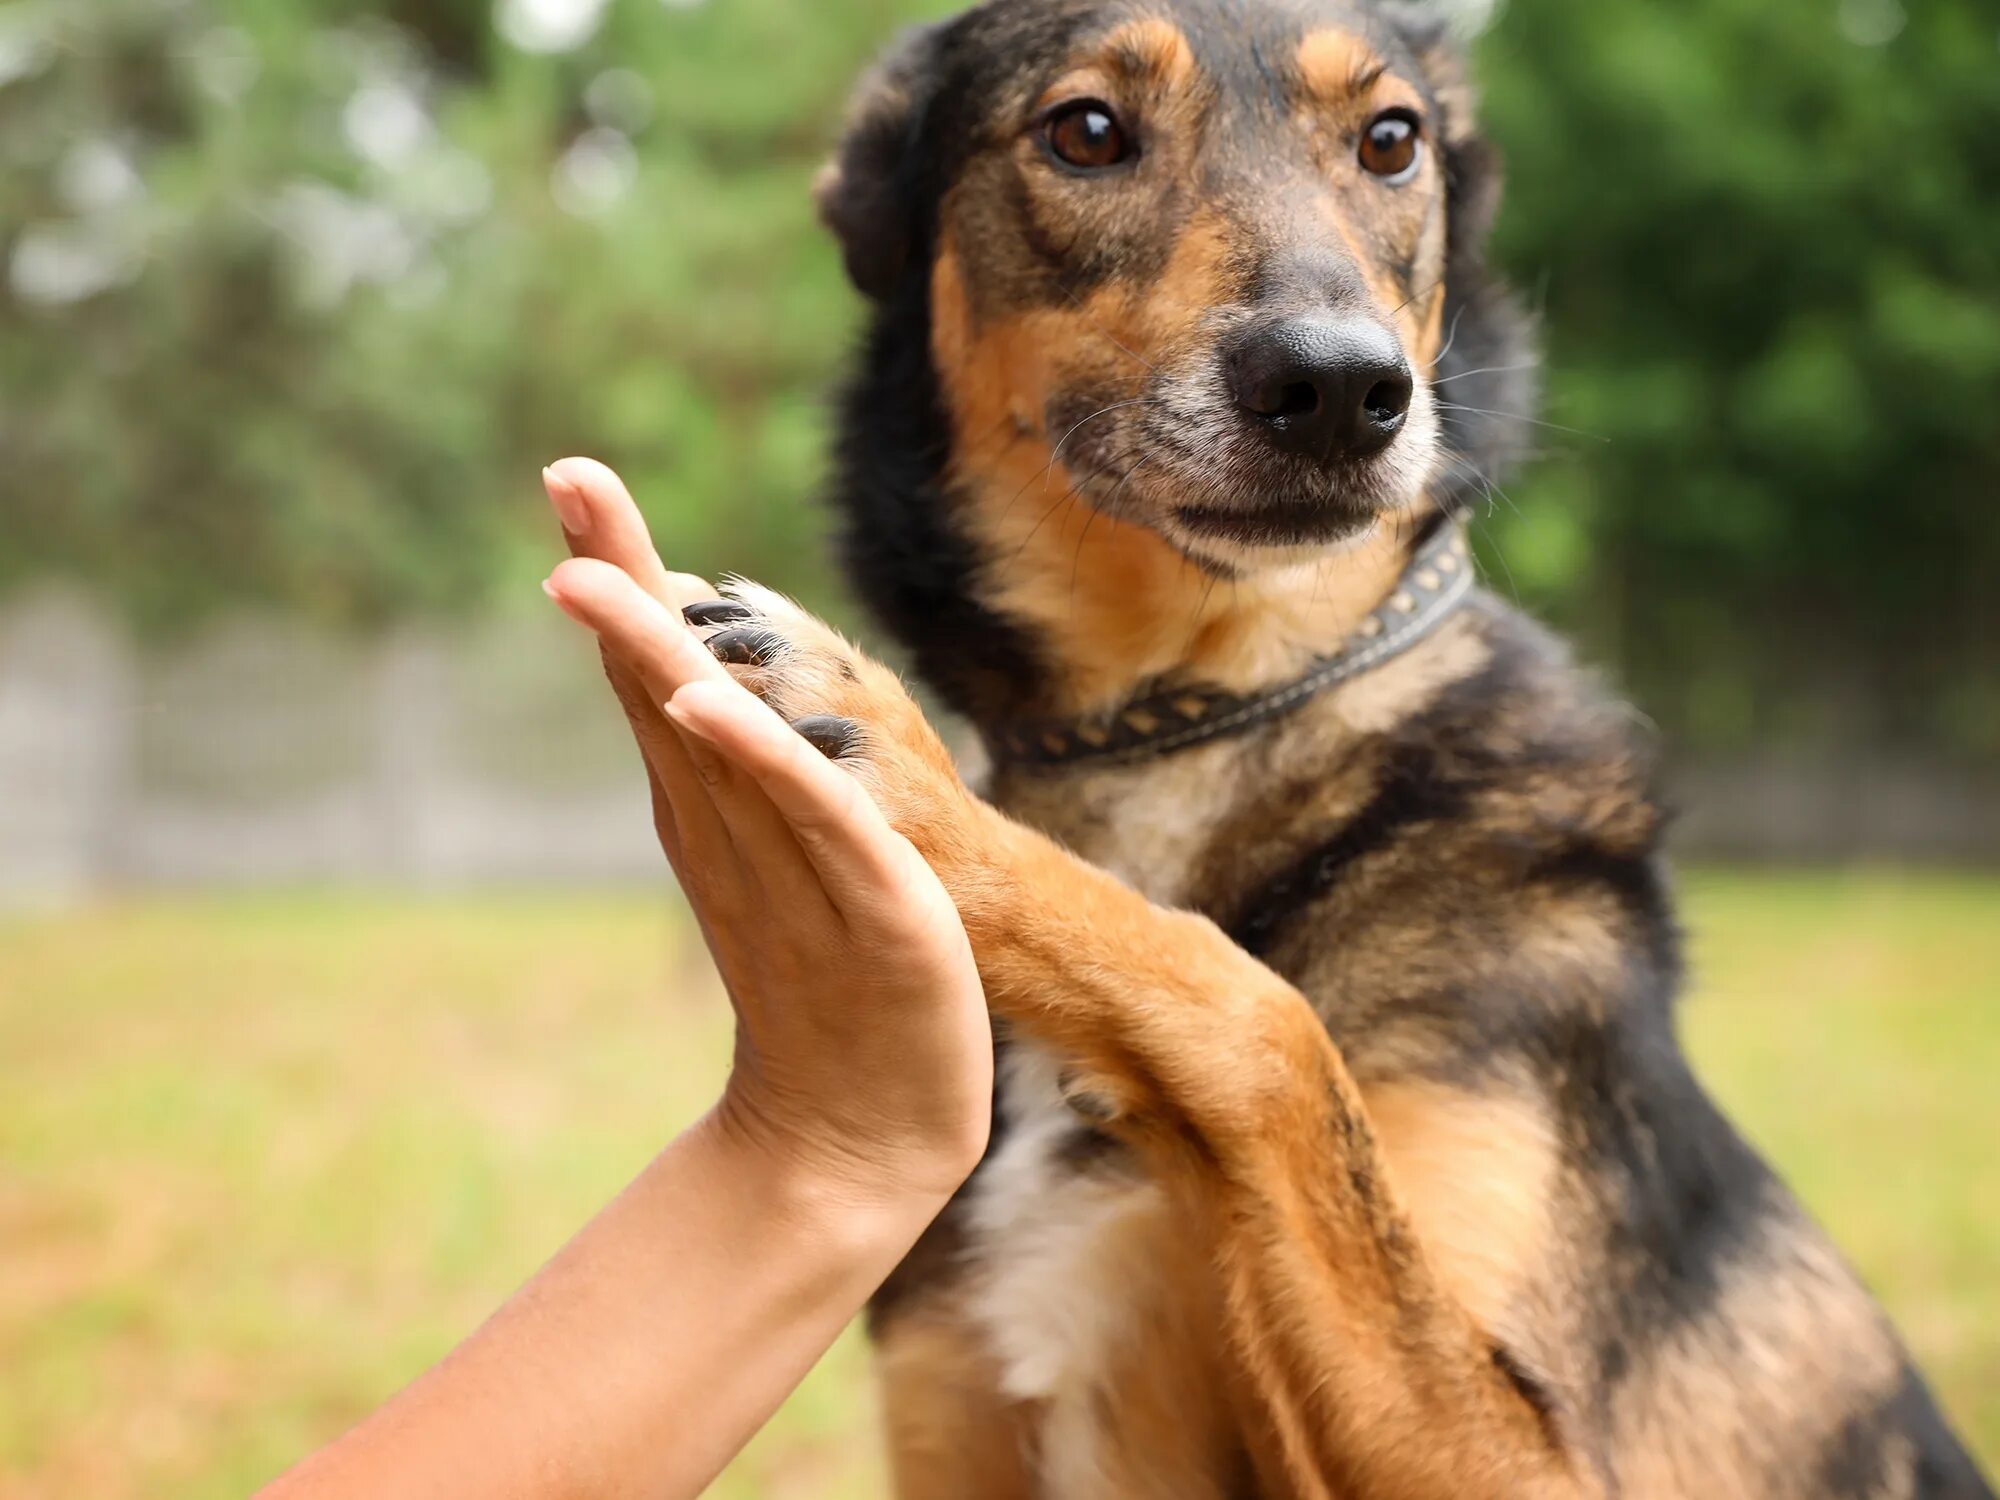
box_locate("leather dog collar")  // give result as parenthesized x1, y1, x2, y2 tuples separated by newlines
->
(988, 523, 1475, 771)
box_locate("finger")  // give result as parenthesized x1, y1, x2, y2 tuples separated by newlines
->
(663, 680, 920, 912)
(545, 559, 834, 925)
(544, 561, 741, 874)
(543, 457, 712, 611)
(545, 557, 738, 700)
(668, 712, 842, 930)
(541, 459, 711, 859)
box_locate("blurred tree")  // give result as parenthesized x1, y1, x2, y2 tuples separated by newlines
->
(1478, 0, 2000, 755)
(0, 0, 943, 629)
(0, 0, 1993, 758)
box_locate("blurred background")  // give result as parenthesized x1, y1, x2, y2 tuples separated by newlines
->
(0, 0, 1995, 1495)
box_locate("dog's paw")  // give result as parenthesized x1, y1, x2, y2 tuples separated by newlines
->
(682, 583, 968, 857)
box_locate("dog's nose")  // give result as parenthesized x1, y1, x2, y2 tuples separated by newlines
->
(1226, 318, 1413, 461)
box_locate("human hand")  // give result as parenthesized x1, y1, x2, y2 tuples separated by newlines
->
(539, 459, 992, 1220)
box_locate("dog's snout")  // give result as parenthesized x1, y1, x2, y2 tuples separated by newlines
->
(1225, 319, 1413, 461)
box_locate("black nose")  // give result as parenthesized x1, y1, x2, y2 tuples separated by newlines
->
(1226, 318, 1413, 461)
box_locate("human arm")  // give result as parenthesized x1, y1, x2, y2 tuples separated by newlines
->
(257, 458, 991, 1500)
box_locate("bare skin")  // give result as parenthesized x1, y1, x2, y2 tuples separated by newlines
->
(257, 457, 992, 1500)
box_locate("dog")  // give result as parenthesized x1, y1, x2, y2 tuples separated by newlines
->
(674, 1, 1997, 1494)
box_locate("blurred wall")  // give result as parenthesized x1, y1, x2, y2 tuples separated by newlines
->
(0, 589, 660, 903)
(4, 588, 1998, 906)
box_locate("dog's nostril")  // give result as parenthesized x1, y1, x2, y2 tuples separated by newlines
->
(1274, 381, 1321, 420)
(1364, 378, 1412, 424)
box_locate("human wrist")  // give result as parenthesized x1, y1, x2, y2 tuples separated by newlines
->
(700, 1095, 959, 1270)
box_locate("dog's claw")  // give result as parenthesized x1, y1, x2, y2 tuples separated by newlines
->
(705, 626, 785, 666)
(684, 599, 756, 628)
(792, 714, 862, 760)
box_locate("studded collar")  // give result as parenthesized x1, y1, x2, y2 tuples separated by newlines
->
(987, 523, 1475, 771)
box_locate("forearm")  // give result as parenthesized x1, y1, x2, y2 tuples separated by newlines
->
(260, 1111, 942, 1500)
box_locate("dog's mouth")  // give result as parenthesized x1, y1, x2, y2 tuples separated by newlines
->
(1060, 398, 1430, 569)
(1170, 498, 1378, 549)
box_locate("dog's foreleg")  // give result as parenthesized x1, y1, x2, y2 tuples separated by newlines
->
(940, 808, 1597, 1500)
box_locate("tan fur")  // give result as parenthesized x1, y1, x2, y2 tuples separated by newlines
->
(1104, 18, 1197, 92)
(876, 1306, 1041, 1499)
(1364, 1079, 1558, 1339)
(1295, 28, 1387, 103)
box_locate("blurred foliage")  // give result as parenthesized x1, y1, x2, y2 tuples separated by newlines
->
(1480, 0, 2000, 755)
(0, 0, 939, 628)
(0, 0, 1995, 754)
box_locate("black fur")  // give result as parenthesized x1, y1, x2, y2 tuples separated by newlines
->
(830, 270, 1056, 724)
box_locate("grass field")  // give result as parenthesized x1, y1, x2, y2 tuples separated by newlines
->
(2, 871, 1996, 1498)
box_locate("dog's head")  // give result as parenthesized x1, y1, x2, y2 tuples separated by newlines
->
(820, 0, 1534, 579)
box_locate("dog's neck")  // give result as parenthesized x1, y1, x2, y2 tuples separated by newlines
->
(952, 458, 1428, 720)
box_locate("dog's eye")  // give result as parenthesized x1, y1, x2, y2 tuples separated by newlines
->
(1045, 100, 1132, 171)
(1359, 110, 1422, 182)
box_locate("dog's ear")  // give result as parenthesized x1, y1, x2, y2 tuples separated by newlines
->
(815, 23, 949, 302)
(1384, 5, 1541, 498)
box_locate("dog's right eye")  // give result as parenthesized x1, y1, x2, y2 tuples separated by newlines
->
(1044, 100, 1132, 171)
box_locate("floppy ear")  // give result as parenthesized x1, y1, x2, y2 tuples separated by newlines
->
(814, 23, 949, 302)
(1384, 6, 1541, 499)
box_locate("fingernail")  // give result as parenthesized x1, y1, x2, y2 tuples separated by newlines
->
(704, 626, 782, 666)
(542, 466, 590, 535)
(663, 697, 719, 743)
(541, 575, 584, 623)
(683, 599, 756, 628)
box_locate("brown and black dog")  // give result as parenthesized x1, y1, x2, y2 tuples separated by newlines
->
(679, 1, 1996, 1495)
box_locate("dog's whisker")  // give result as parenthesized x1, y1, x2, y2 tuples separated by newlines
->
(1438, 448, 1524, 522)
(1429, 361, 1539, 387)
(1058, 282, 1162, 374)
(1009, 490, 1082, 568)
(1097, 452, 1154, 520)
(1435, 401, 1608, 442)
(990, 401, 1153, 529)
(1428, 303, 1472, 371)
(1389, 275, 1446, 321)
(1178, 568, 1221, 660)
(1039, 398, 1158, 496)
(1068, 495, 1112, 614)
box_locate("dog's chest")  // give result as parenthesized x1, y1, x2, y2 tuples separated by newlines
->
(991, 749, 1238, 907)
(966, 1048, 1235, 1496)
(963, 763, 1242, 1494)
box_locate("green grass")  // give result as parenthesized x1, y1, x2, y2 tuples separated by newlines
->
(0, 872, 1995, 1497)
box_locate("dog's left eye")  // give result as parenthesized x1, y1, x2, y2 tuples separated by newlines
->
(1044, 100, 1133, 171)
(1359, 110, 1423, 182)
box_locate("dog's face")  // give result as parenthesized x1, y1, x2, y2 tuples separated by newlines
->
(820, 0, 1523, 574)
